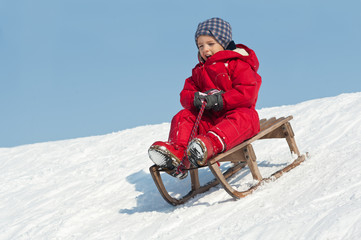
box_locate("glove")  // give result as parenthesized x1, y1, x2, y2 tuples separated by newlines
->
(194, 91, 207, 109)
(194, 89, 224, 111)
(204, 90, 224, 111)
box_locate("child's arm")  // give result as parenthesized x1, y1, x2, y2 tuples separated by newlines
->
(180, 76, 199, 111)
(222, 60, 262, 110)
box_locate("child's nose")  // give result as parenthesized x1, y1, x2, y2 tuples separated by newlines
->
(203, 46, 210, 52)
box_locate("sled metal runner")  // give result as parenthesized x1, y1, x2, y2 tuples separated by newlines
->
(149, 116, 306, 205)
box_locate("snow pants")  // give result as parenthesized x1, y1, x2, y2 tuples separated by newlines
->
(168, 108, 260, 151)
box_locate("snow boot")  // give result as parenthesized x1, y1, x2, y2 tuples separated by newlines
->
(187, 132, 225, 167)
(148, 141, 188, 179)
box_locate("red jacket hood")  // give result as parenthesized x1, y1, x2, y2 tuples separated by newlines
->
(197, 44, 260, 72)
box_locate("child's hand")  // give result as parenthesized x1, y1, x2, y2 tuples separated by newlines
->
(194, 92, 207, 109)
(204, 91, 224, 111)
(194, 89, 224, 111)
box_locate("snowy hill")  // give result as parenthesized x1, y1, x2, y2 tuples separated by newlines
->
(1, 92, 361, 240)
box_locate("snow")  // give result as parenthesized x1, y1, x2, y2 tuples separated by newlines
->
(1, 92, 361, 240)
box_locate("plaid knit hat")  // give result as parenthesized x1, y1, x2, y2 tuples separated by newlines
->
(195, 17, 232, 49)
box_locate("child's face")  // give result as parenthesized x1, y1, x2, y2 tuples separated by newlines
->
(197, 35, 224, 61)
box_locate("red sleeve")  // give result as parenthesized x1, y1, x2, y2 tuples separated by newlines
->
(180, 76, 199, 111)
(222, 60, 262, 110)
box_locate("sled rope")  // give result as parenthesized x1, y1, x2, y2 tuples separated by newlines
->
(189, 101, 207, 143)
(177, 100, 207, 174)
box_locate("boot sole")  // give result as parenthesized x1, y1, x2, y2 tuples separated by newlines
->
(148, 146, 188, 179)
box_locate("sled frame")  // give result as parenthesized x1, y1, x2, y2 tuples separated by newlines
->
(149, 115, 305, 205)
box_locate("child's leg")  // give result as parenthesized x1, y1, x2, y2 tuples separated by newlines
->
(168, 109, 211, 149)
(187, 108, 260, 167)
(210, 108, 260, 150)
(148, 109, 212, 177)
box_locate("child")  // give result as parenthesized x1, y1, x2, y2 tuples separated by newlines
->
(148, 17, 262, 179)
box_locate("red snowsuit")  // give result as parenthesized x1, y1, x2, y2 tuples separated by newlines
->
(168, 44, 262, 152)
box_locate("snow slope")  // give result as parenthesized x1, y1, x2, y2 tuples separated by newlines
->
(1, 92, 361, 240)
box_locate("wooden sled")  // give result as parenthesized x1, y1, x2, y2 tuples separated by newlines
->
(149, 116, 306, 206)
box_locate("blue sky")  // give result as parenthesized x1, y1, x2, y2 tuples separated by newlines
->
(1, 0, 360, 147)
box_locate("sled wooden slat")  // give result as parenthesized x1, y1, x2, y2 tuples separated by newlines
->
(259, 118, 267, 125)
(149, 115, 306, 205)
